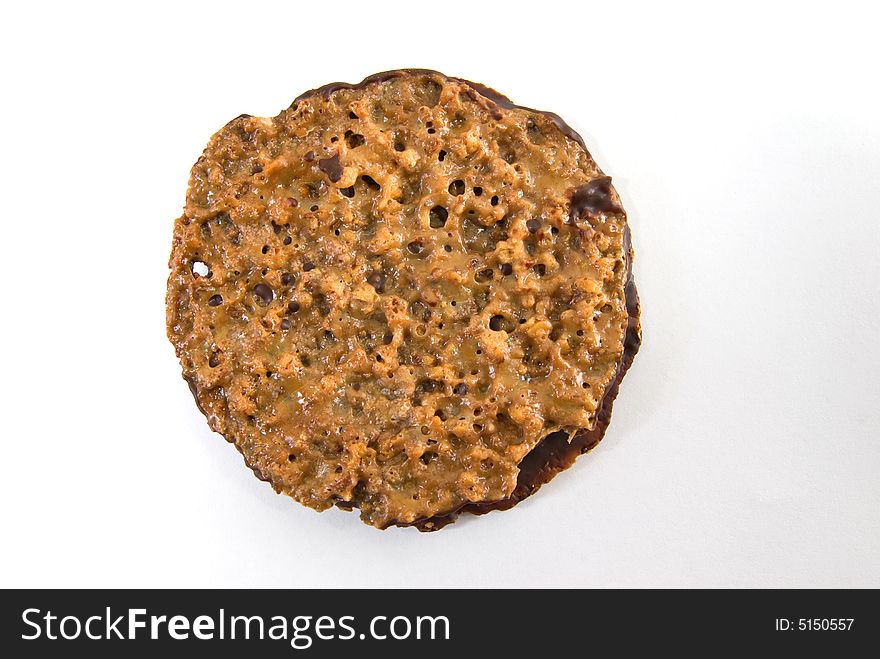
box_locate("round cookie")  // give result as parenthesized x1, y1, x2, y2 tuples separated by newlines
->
(166, 70, 641, 530)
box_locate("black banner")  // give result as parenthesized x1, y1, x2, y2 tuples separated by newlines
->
(1, 589, 875, 656)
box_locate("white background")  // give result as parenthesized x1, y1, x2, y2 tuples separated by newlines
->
(2, 1, 878, 588)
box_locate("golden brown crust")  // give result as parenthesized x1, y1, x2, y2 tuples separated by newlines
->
(166, 69, 641, 529)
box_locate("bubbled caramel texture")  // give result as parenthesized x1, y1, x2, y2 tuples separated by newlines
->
(167, 71, 634, 529)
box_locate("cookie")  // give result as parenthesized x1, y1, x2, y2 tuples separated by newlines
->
(166, 69, 641, 530)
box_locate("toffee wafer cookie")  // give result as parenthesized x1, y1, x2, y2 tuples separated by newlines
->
(166, 69, 641, 530)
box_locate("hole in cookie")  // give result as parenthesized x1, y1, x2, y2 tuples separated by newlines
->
(489, 314, 514, 332)
(367, 272, 386, 292)
(475, 268, 493, 283)
(533, 263, 546, 276)
(207, 294, 223, 307)
(361, 175, 381, 191)
(438, 150, 447, 162)
(208, 351, 220, 368)
(448, 179, 465, 196)
(407, 239, 426, 256)
(253, 284, 274, 306)
(394, 141, 405, 152)
(490, 195, 499, 206)
(191, 261, 209, 277)
(415, 379, 443, 399)
(500, 263, 513, 276)
(288, 300, 301, 314)
(344, 131, 365, 148)
(429, 205, 448, 228)
(340, 186, 355, 198)
(526, 219, 541, 233)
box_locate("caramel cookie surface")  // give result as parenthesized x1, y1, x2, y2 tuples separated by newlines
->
(166, 70, 641, 529)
